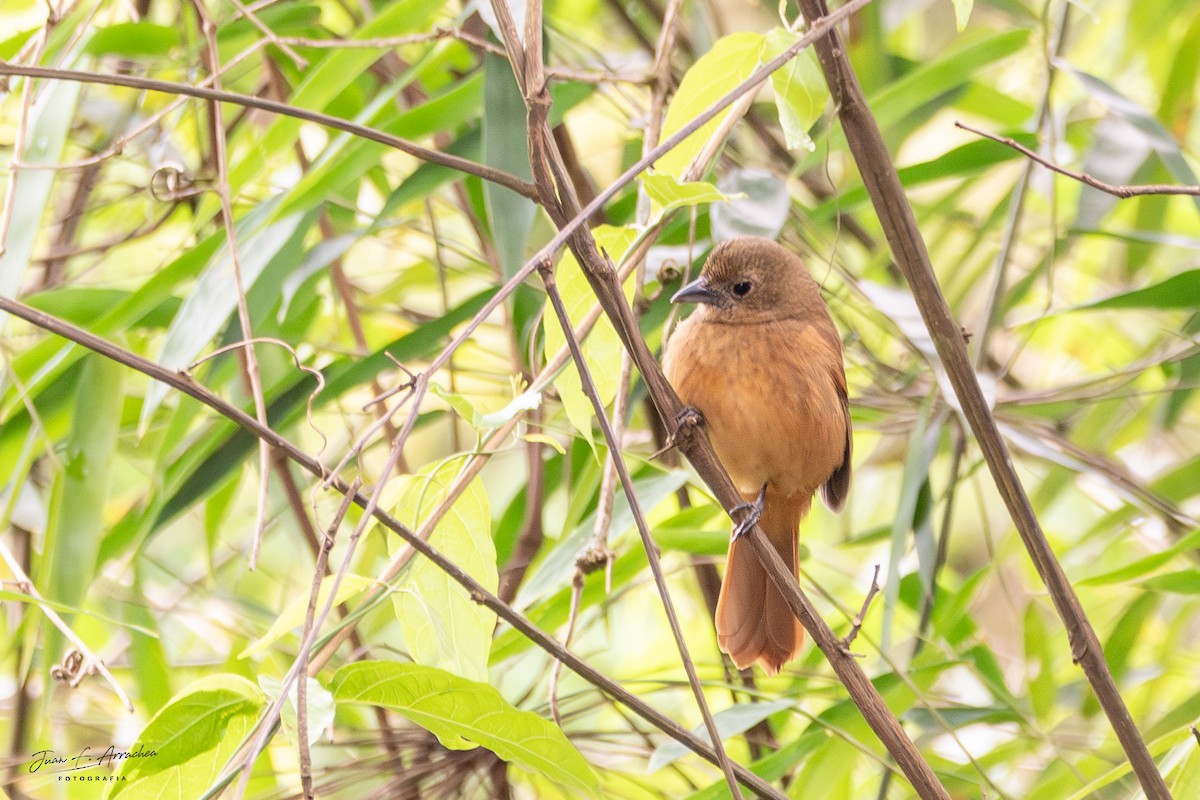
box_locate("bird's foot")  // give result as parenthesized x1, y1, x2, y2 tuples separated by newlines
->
(652, 405, 705, 459)
(731, 483, 767, 540)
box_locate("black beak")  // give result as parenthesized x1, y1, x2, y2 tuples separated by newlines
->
(671, 277, 720, 305)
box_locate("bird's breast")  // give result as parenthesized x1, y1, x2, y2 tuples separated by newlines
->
(664, 316, 847, 499)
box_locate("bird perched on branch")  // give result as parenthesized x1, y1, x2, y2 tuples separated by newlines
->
(663, 237, 852, 674)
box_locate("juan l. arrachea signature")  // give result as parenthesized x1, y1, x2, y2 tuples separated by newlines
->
(28, 744, 158, 774)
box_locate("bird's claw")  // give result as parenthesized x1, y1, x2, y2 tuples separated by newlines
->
(731, 483, 767, 540)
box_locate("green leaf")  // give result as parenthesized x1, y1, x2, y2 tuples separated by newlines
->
(39, 355, 124, 615)
(240, 574, 376, 659)
(656, 32, 763, 178)
(483, 52, 536, 281)
(1078, 269, 1200, 310)
(542, 225, 639, 442)
(643, 173, 733, 216)
(763, 28, 826, 152)
(0, 53, 82, 298)
(105, 675, 264, 799)
(331, 661, 601, 797)
(85, 22, 179, 58)
(140, 207, 308, 427)
(1141, 570, 1200, 594)
(649, 700, 792, 772)
(390, 457, 496, 682)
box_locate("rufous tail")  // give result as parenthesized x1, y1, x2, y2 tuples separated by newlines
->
(715, 493, 807, 674)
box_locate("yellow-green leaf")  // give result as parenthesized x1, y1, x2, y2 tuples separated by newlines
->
(542, 225, 639, 442)
(391, 458, 496, 681)
(105, 675, 264, 799)
(656, 32, 763, 178)
(643, 173, 734, 217)
(763, 28, 827, 152)
(331, 661, 601, 797)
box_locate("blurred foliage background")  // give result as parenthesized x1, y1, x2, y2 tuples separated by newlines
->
(1, 0, 1199, 797)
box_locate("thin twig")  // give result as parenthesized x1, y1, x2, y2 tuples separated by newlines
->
(956, 120, 1200, 197)
(539, 259, 752, 800)
(297, 484, 358, 800)
(228, 0, 308, 68)
(0, 539, 133, 711)
(840, 564, 881, 652)
(192, 1, 272, 571)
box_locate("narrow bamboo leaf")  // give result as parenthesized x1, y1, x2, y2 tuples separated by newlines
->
(648, 700, 791, 772)
(1079, 528, 1200, 586)
(763, 28, 826, 152)
(656, 32, 763, 178)
(105, 675, 264, 799)
(1141, 570, 1200, 594)
(331, 661, 601, 797)
(240, 574, 376, 659)
(1077, 269, 1200, 310)
(39, 355, 124, 614)
(882, 398, 938, 652)
(85, 22, 179, 57)
(391, 457, 496, 682)
(517, 468, 687, 604)
(0, 60, 82, 298)
(869, 29, 1029, 133)
(222, 0, 446, 199)
(815, 134, 1039, 218)
(542, 225, 638, 442)
(483, 52, 536, 281)
(1024, 604, 1055, 722)
(140, 207, 306, 428)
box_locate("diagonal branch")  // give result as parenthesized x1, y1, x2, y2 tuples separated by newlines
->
(0, 62, 539, 200)
(796, 2, 1170, 797)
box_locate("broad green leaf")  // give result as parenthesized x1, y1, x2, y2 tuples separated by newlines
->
(763, 28, 826, 152)
(258, 676, 334, 748)
(542, 225, 639, 442)
(105, 675, 264, 799)
(331, 661, 601, 797)
(656, 32, 763, 178)
(643, 173, 733, 217)
(85, 22, 179, 58)
(390, 457, 496, 681)
(239, 574, 377, 659)
(648, 700, 792, 772)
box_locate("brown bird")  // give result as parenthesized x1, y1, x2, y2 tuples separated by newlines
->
(663, 237, 852, 674)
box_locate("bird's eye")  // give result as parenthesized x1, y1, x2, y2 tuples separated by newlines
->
(732, 281, 752, 297)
